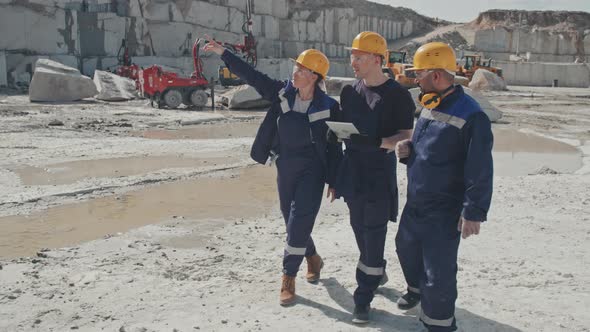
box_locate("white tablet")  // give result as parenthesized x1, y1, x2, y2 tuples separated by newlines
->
(325, 121, 360, 139)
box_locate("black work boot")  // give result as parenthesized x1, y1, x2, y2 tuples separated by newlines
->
(352, 305, 370, 324)
(397, 291, 421, 310)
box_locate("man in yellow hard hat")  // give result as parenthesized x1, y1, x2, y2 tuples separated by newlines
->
(331, 31, 415, 323)
(395, 42, 494, 332)
(204, 37, 342, 306)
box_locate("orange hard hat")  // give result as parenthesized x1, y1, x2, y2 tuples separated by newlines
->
(348, 31, 387, 57)
(293, 49, 330, 78)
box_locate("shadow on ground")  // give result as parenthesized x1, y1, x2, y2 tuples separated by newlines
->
(296, 277, 523, 332)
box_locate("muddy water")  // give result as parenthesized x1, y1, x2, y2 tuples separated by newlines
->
(13, 154, 242, 186)
(132, 122, 261, 140)
(492, 128, 582, 176)
(0, 166, 277, 258)
(1, 124, 581, 258)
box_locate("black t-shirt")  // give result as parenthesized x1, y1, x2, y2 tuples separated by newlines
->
(355, 78, 415, 137)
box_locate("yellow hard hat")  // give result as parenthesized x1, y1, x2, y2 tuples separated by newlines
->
(407, 42, 456, 72)
(348, 31, 387, 57)
(294, 49, 330, 78)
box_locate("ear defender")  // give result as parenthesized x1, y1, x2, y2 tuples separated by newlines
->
(418, 92, 442, 109)
(418, 85, 455, 109)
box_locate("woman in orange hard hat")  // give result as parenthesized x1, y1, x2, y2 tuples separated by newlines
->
(204, 37, 342, 306)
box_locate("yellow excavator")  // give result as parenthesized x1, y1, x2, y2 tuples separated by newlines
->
(456, 54, 503, 81)
(382, 50, 417, 89)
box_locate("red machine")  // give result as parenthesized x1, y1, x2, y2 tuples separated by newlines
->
(223, 0, 257, 67)
(139, 38, 210, 109)
(113, 39, 140, 88)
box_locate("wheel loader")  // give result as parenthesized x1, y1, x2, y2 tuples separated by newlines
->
(456, 54, 503, 81)
(382, 50, 417, 89)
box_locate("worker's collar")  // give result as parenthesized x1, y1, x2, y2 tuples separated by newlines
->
(437, 84, 463, 110)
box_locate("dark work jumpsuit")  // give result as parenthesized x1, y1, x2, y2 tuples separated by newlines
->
(220, 50, 342, 276)
(335, 79, 414, 307)
(396, 85, 493, 331)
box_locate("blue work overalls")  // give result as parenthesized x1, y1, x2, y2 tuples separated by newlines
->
(335, 82, 399, 307)
(220, 50, 342, 277)
(396, 85, 493, 332)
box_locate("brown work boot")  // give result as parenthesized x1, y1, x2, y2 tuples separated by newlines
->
(305, 254, 324, 283)
(280, 274, 296, 306)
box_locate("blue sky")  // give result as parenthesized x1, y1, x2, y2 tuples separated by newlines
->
(369, 0, 590, 23)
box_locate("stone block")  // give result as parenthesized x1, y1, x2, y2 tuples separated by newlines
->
(252, 0, 272, 16)
(271, 0, 288, 19)
(262, 15, 279, 40)
(338, 19, 351, 45)
(281, 41, 306, 58)
(229, 7, 247, 34)
(255, 38, 281, 58)
(307, 21, 323, 42)
(279, 18, 296, 41)
(0, 5, 73, 55)
(402, 20, 413, 37)
(468, 69, 507, 91)
(185, 2, 229, 30)
(499, 61, 590, 87)
(140, 1, 182, 22)
(474, 28, 511, 53)
(220, 84, 271, 109)
(29, 59, 98, 102)
(97, 13, 127, 56)
(93, 70, 138, 101)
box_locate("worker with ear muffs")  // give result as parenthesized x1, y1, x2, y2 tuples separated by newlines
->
(395, 42, 494, 332)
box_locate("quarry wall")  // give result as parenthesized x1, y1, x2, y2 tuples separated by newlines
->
(498, 61, 590, 88)
(0, 0, 434, 84)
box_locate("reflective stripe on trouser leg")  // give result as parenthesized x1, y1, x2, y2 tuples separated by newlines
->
(395, 205, 423, 296)
(278, 161, 325, 277)
(419, 212, 461, 332)
(347, 197, 389, 306)
(356, 261, 384, 276)
(420, 312, 456, 331)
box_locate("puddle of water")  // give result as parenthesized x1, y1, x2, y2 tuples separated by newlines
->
(0, 166, 278, 258)
(13, 154, 240, 186)
(492, 128, 582, 176)
(133, 122, 261, 140)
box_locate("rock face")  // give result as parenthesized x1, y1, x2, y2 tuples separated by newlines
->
(409, 87, 503, 122)
(29, 59, 97, 102)
(93, 70, 138, 101)
(470, 10, 590, 62)
(220, 85, 271, 109)
(468, 69, 507, 91)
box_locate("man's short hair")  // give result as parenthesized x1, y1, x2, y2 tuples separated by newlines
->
(434, 69, 455, 82)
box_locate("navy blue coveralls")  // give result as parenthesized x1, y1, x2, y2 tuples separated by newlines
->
(396, 85, 493, 332)
(221, 50, 342, 277)
(335, 79, 414, 307)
